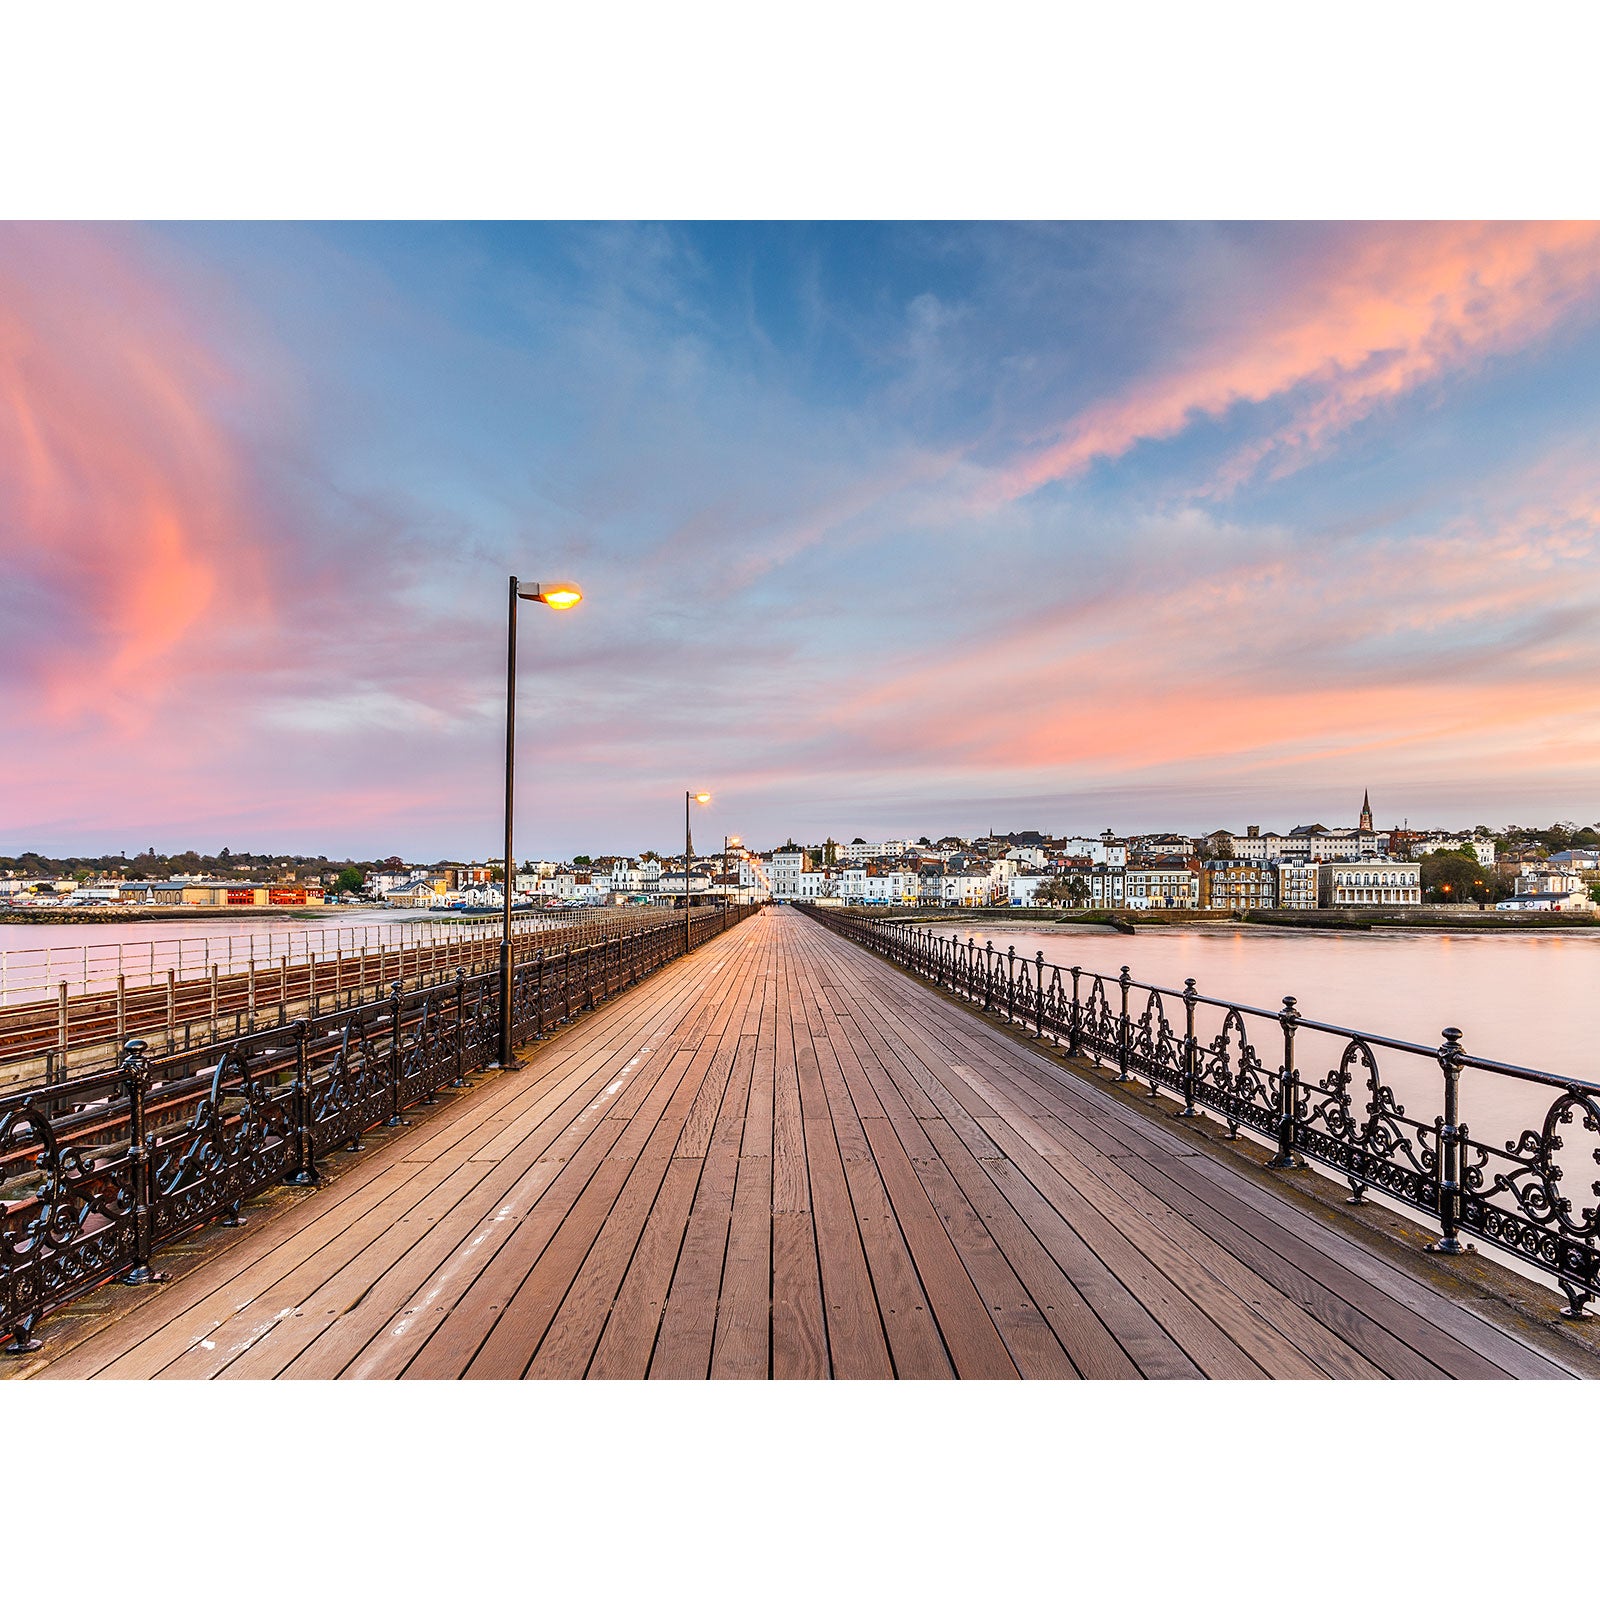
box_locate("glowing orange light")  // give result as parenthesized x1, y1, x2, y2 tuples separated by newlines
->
(532, 582, 583, 610)
(693, 792, 711, 804)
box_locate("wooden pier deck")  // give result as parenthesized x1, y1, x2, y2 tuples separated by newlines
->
(23, 907, 1587, 1379)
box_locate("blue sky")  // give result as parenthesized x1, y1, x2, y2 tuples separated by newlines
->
(4, 220, 1600, 858)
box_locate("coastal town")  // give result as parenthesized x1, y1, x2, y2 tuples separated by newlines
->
(5, 797, 1598, 919)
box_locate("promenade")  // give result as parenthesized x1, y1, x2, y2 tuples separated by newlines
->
(23, 907, 1586, 1379)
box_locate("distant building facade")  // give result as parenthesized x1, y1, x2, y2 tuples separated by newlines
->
(1317, 861, 1421, 907)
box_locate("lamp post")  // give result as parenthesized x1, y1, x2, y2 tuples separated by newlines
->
(723, 834, 741, 929)
(500, 577, 583, 1070)
(685, 790, 709, 953)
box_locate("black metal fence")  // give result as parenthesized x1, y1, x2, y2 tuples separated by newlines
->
(803, 906, 1600, 1321)
(0, 904, 757, 1353)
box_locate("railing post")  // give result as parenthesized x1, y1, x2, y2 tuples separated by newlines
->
(1268, 996, 1307, 1168)
(57, 981, 69, 1075)
(284, 1018, 321, 1186)
(1116, 966, 1133, 1081)
(1034, 951, 1045, 1037)
(451, 967, 468, 1086)
(116, 971, 127, 1053)
(983, 941, 995, 1010)
(1006, 945, 1017, 1022)
(278, 954, 289, 1025)
(1426, 1027, 1474, 1256)
(385, 979, 409, 1125)
(119, 1040, 168, 1286)
(1176, 978, 1202, 1118)
(1068, 965, 1083, 1056)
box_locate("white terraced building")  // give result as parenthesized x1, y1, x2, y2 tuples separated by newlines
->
(1317, 860, 1421, 906)
(838, 839, 908, 864)
(838, 869, 920, 904)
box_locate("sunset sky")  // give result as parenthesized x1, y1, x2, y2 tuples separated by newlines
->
(5, 220, 1600, 859)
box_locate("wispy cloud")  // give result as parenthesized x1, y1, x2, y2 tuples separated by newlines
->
(993, 222, 1600, 499)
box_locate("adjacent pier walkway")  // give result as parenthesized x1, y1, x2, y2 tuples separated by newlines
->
(28, 908, 1582, 1378)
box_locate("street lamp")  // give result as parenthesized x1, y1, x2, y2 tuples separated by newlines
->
(724, 833, 741, 928)
(686, 790, 710, 952)
(500, 576, 583, 1070)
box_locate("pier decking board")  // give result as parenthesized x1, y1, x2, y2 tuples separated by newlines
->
(25, 907, 1584, 1380)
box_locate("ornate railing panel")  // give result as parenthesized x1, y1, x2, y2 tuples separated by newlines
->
(0, 904, 757, 1351)
(801, 905, 1600, 1320)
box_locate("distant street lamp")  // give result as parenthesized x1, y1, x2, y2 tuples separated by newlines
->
(500, 577, 583, 1070)
(686, 790, 710, 951)
(724, 834, 741, 929)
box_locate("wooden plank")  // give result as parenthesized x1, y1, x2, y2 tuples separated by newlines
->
(770, 1213, 828, 1379)
(888, 993, 1503, 1378)
(825, 961, 1356, 1380)
(785, 951, 893, 1380)
(586, 1159, 704, 1379)
(814, 921, 1549, 1380)
(793, 925, 1194, 1379)
(529, 944, 766, 1379)
(817, 972, 1075, 1380)
(650, 1037, 755, 1377)
(451, 1039, 703, 1379)
(709, 945, 776, 1379)
(790, 938, 951, 1378)
(767, 943, 828, 1378)
(802, 925, 1266, 1379)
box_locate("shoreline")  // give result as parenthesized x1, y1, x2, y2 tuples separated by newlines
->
(895, 906, 1600, 935)
(0, 905, 353, 926)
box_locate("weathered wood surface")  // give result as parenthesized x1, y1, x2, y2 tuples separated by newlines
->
(26, 908, 1583, 1379)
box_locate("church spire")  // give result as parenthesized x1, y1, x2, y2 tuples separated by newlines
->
(1359, 789, 1373, 832)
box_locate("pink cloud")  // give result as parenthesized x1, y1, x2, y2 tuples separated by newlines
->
(994, 222, 1600, 499)
(0, 225, 274, 733)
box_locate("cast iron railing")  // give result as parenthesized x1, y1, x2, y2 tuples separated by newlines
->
(0, 903, 757, 1353)
(802, 905, 1600, 1320)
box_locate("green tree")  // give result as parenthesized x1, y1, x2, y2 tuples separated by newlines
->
(1419, 847, 1507, 904)
(573, 854, 592, 867)
(334, 866, 365, 896)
